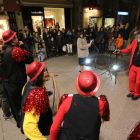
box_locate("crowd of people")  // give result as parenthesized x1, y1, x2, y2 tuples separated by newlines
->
(17, 23, 138, 61)
(0, 21, 140, 140)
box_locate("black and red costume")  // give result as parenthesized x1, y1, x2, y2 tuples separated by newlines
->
(50, 71, 110, 140)
(1, 30, 34, 127)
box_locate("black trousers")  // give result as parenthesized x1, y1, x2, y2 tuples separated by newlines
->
(0, 84, 10, 116)
(45, 41, 50, 57)
(58, 46, 63, 56)
(3, 82, 24, 128)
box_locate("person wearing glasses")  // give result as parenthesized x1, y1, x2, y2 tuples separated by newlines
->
(20, 61, 53, 140)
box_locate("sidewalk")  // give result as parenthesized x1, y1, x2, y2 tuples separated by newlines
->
(0, 53, 139, 140)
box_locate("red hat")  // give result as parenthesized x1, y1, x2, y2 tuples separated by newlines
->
(75, 71, 100, 97)
(26, 61, 45, 82)
(134, 30, 140, 35)
(2, 30, 16, 43)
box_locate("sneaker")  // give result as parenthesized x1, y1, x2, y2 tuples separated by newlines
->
(3, 113, 13, 121)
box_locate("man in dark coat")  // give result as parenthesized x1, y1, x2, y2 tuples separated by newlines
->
(43, 28, 50, 57)
(56, 31, 64, 56)
(1, 30, 34, 127)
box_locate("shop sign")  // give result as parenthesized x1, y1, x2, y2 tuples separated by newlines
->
(84, 9, 102, 17)
(31, 11, 43, 15)
(0, 0, 3, 4)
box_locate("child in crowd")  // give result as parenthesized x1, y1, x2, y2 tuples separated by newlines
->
(49, 37, 57, 58)
(116, 33, 123, 58)
(108, 36, 116, 54)
(36, 43, 45, 62)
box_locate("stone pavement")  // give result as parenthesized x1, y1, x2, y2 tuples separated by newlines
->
(0, 52, 140, 140)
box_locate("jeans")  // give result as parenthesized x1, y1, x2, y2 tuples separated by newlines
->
(99, 43, 105, 54)
(26, 44, 32, 55)
(0, 84, 10, 117)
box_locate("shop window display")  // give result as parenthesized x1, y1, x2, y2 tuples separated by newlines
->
(32, 16, 44, 37)
(0, 20, 9, 38)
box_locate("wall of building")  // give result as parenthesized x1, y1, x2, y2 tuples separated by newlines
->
(0, 0, 20, 11)
(83, 8, 103, 28)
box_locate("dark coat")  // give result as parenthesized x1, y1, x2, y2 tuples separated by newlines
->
(43, 32, 50, 45)
(2, 44, 34, 84)
(56, 34, 64, 47)
(23, 34, 32, 45)
(123, 28, 131, 40)
(18, 33, 24, 41)
(49, 41, 57, 50)
(66, 34, 73, 44)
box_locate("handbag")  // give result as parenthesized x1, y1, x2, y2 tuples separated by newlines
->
(62, 45, 66, 52)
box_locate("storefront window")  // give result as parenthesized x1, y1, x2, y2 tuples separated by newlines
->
(32, 16, 44, 37)
(0, 19, 9, 38)
(104, 18, 115, 28)
(89, 17, 102, 28)
(44, 8, 65, 29)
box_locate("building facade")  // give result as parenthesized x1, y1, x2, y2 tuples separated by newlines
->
(0, 0, 24, 37)
(20, 0, 73, 34)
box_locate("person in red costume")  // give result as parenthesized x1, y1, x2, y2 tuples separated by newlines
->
(114, 30, 140, 100)
(127, 121, 140, 140)
(50, 70, 110, 140)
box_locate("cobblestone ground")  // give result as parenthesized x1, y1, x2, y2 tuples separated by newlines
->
(0, 52, 139, 140)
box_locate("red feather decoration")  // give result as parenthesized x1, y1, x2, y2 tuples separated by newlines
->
(58, 94, 69, 109)
(12, 46, 30, 62)
(23, 87, 50, 115)
(99, 95, 110, 121)
(127, 122, 140, 140)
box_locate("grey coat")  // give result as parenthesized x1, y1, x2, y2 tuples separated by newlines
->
(77, 38, 89, 58)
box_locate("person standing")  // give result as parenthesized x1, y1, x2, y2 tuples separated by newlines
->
(98, 27, 106, 54)
(43, 28, 50, 57)
(0, 39, 12, 120)
(129, 25, 138, 43)
(77, 33, 91, 72)
(50, 70, 110, 140)
(24, 30, 33, 55)
(34, 32, 42, 51)
(18, 29, 24, 42)
(55, 31, 64, 56)
(1, 30, 34, 127)
(122, 23, 131, 49)
(89, 28, 96, 52)
(114, 30, 140, 100)
(66, 29, 73, 56)
(72, 29, 77, 54)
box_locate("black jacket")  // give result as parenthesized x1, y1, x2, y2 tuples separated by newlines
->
(2, 45, 34, 84)
(18, 33, 24, 41)
(23, 34, 32, 45)
(66, 34, 73, 44)
(43, 32, 50, 46)
(56, 34, 64, 47)
(123, 28, 131, 40)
